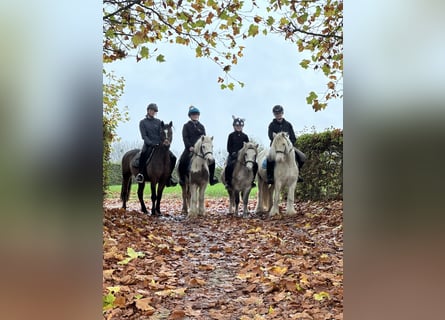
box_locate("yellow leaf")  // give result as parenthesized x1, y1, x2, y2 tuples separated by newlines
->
(269, 266, 288, 276)
(313, 291, 331, 301)
(268, 305, 274, 314)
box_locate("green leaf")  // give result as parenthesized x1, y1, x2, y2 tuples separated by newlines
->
(300, 59, 311, 69)
(103, 293, 116, 311)
(306, 91, 318, 104)
(248, 24, 259, 37)
(140, 46, 149, 59)
(313, 291, 331, 301)
(266, 16, 275, 26)
(156, 54, 166, 63)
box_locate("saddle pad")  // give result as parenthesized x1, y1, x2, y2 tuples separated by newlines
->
(262, 159, 267, 169)
(131, 153, 141, 167)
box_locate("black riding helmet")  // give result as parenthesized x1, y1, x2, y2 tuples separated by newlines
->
(147, 103, 158, 112)
(272, 105, 284, 114)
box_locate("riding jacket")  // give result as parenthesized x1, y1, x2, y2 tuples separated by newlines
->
(227, 131, 249, 156)
(139, 116, 162, 147)
(268, 118, 297, 146)
(182, 120, 206, 150)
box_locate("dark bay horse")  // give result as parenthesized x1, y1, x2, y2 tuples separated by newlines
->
(221, 141, 258, 217)
(120, 121, 173, 215)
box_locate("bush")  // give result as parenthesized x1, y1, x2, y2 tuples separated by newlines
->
(296, 128, 342, 200)
(107, 162, 122, 186)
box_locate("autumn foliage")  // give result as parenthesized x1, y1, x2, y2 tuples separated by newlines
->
(103, 197, 343, 319)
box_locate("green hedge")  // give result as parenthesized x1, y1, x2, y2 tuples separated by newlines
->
(296, 128, 343, 200)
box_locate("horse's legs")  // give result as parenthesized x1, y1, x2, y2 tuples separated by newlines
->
(285, 181, 297, 215)
(155, 184, 166, 216)
(150, 182, 157, 216)
(188, 184, 198, 219)
(269, 182, 281, 216)
(234, 191, 240, 216)
(181, 184, 188, 214)
(120, 172, 132, 209)
(242, 188, 251, 218)
(198, 185, 206, 216)
(137, 182, 148, 214)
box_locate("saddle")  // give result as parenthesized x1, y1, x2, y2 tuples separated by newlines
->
(131, 149, 155, 168)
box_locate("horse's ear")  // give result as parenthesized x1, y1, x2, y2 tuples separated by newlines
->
(255, 143, 259, 149)
(273, 132, 277, 138)
(169, 121, 172, 126)
(210, 136, 213, 141)
(232, 115, 236, 120)
(201, 135, 205, 141)
(243, 141, 247, 147)
(161, 121, 164, 126)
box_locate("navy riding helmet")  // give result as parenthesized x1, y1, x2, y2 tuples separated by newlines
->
(188, 105, 200, 116)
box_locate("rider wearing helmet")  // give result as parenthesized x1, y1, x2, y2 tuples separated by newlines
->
(135, 103, 177, 186)
(178, 106, 219, 186)
(266, 105, 306, 184)
(224, 116, 257, 189)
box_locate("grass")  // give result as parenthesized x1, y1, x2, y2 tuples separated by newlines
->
(105, 183, 258, 199)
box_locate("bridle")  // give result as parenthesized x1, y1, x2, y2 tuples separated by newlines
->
(194, 142, 213, 160)
(240, 146, 257, 166)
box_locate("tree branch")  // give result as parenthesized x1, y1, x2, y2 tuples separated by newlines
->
(103, 0, 142, 20)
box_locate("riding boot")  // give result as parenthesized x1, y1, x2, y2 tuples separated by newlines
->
(137, 148, 149, 183)
(266, 159, 275, 185)
(224, 163, 233, 188)
(251, 162, 258, 188)
(295, 150, 305, 183)
(178, 150, 189, 185)
(209, 162, 219, 185)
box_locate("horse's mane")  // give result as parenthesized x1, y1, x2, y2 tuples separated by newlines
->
(193, 135, 212, 149)
(269, 132, 294, 160)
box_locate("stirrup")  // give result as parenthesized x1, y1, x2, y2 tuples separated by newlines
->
(135, 173, 144, 183)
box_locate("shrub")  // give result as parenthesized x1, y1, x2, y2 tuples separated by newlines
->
(296, 128, 342, 200)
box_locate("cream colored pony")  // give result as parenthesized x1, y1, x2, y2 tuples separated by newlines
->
(255, 132, 299, 217)
(180, 135, 215, 219)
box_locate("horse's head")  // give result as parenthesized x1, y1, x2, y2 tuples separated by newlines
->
(239, 141, 258, 169)
(160, 121, 173, 147)
(270, 132, 293, 162)
(195, 135, 214, 163)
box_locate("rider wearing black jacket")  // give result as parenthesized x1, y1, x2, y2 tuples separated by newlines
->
(136, 103, 177, 186)
(178, 106, 219, 186)
(224, 116, 257, 188)
(266, 105, 306, 184)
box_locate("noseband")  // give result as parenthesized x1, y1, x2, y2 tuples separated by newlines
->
(241, 147, 257, 166)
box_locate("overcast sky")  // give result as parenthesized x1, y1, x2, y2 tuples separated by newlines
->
(106, 33, 343, 157)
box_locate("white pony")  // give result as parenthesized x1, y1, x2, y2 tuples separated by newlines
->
(180, 135, 215, 219)
(255, 132, 299, 217)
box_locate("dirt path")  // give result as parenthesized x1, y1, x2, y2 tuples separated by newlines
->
(103, 198, 343, 319)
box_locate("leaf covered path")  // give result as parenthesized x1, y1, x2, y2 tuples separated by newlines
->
(103, 199, 343, 319)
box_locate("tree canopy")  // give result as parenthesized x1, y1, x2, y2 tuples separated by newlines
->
(103, 0, 343, 111)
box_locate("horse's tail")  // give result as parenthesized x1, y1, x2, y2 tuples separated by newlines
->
(120, 149, 140, 202)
